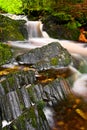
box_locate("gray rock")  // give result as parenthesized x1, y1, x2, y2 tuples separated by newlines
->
(16, 42, 72, 71)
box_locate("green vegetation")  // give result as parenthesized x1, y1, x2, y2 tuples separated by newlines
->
(28, 107, 38, 128)
(27, 84, 37, 103)
(53, 12, 72, 22)
(0, 0, 22, 14)
(0, 0, 84, 15)
(0, 43, 12, 65)
(37, 100, 45, 110)
(0, 0, 86, 41)
(0, 14, 27, 41)
(66, 20, 81, 29)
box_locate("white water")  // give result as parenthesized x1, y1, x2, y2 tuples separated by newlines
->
(2, 13, 87, 57)
(72, 74, 87, 100)
(1, 13, 28, 21)
(2, 16, 87, 127)
(6, 20, 87, 101)
(2, 120, 12, 128)
(43, 106, 55, 128)
(7, 20, 87, 58)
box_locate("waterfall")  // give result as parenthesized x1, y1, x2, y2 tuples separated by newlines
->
(2, 12, 87, 54)
(24, 21, 87, 57)
(7, 19, 87, 57)
(25, 21, 43, 39)
(25, 20, 50, 40)
(1, 15, 87, 129)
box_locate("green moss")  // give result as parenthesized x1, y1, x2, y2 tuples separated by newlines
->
(27, 84, 37, 103)
(37, 100, 45, 110)
(64, 54, 72, 65)
(15, 107, 38, 128)
(78, 62, 87, 73)
(8, 76, 15, 87)
(7, 106, 47, 130)
(28, 107, 38, 128)
(20, 107, 40, 128)
(12, 125, 18, 130)
(50, 57, 59, 66)
(37, 100, 46, 119)
(0, 15, 27, 41)
(0, 43, 12, 65)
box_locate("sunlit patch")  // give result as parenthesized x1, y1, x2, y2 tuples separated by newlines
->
(75, 108, 87, 120)
(0, 65, 35, 76)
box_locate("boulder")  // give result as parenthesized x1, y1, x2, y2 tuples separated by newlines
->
(0, 14, 27, 42)
(16, 42, 72, 71)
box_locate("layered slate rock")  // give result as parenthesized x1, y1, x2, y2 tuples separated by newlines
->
(2, 106, 50, 130)
(16, 42, 72, 71)
(0, 69, 71, 129)
(0, 71, 70, 127)
(0, 14, 27, 42)
(0, 42, 73, 129)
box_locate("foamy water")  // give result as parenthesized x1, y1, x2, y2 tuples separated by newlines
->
(1, 15, 87, 129)
(8, 38, 87, 57)
(72, 74, 87, 100)
(2, 120, 12, 128)
(6, 20, 87, 102)
(43, 106, 55, 128)
(5, 19, 87, 57)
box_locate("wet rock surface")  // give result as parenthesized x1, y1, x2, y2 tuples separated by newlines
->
(0, 42, 73, 129)
(0, 69, 71, 130)
(16, 42, 72, 71)
(1, 40, 87, 130)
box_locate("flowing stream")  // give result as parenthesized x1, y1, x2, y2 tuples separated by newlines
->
(7, 18, 87, 57)
(5, 17, 87, 101)
(1, 14, 87, 129)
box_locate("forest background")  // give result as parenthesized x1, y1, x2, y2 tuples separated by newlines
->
(0, 0, 87, 40)
(0, 0, 87, 25)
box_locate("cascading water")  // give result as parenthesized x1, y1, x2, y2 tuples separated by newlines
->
(24, 20, 87, 102)
(7, 18, 87, 57)
(4, 15, 87, 101)
(25, 21, 43, 38)
(1, 14, 87, 129)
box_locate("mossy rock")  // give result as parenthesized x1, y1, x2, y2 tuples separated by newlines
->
(0, 14, 27, 42)
(16, 42, 72, 71)
(0, 43, 12, 65)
